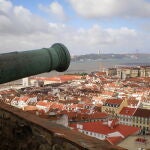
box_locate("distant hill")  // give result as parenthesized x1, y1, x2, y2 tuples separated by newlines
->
(71, 53, 150, 62)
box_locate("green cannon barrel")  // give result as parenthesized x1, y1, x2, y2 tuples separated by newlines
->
(0, 43, 70, 84)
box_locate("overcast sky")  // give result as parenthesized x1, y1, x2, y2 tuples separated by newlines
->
(0, 0, 150, 55)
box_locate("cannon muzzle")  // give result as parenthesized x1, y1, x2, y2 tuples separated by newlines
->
(0, 43, 70, 84)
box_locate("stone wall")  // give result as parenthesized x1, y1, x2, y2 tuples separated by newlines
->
(0, 102, 125, 150)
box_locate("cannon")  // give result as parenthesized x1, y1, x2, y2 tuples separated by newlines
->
(0, 43, 70, 84)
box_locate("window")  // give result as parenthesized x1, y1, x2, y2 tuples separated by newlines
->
(136, 117, 138, 123)
(147, 127, 149, 131)
(143, 118, 145, 124)
(140, 118, 142, 124)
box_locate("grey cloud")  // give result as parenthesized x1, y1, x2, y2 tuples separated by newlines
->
(0, 0, 49, 35)
(38, 2, 68, 21)
(68, 0, 150, 19)
(0, 0, 149, 55)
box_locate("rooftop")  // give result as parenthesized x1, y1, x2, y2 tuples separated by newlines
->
(119, 107, 136, 116)
(134, 108, 150, 118)
(104, 99, 123, 106)
(0, 102, 125, 150)
(71, 121, 140, 137)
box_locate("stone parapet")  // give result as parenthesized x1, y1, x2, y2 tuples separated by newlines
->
(0, 102, 125, 150)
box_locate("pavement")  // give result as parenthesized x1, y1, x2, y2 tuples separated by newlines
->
(118, 135, 150, 150)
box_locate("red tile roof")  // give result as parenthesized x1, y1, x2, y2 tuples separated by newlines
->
(90, 112, 108, 119)
(105, 99, 123, 105)
(36, 101, 52, 107)
(104, 83, 121, 88)
(66, 112, 77, 119)
(127, 99, 139, 107)
(62, 111, 108, 121)
(119, 107, 136, 116)
(134, 108, 150, 118)
(101, 91, 114, 96)
(70, 121, 140, 137)
(50, 102, 64, 110)
(95, 72, 106, 76)
(31, 75, 82, 83)
(106, 136, 123, 145)
(18, 96, 29, 102)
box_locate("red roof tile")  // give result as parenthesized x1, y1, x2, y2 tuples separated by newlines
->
(95, 72, 106, 76)
(105, 99, 123, 105)
(70, 121, 140, 137)
(18, 96, 29, 102)
(134, 108, 150, 118)
(90, 112, 108, 119)
(106, 136, 123, 145)
(101, 91, 114, 96)
(119, 107, 136, 116)
(36, 101, 52, 107)
(31, 75, 82, 83)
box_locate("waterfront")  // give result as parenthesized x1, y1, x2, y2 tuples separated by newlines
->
(67, 57, 150, 73)
(0, 57, 149, 87)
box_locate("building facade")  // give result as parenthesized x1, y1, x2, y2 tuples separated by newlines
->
(117, 66, 150, 79)
(102, 99, 128, 117)
(133, 108, 150, 133)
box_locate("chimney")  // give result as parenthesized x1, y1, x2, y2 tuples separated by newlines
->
(77, 124, 83, 130)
